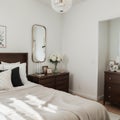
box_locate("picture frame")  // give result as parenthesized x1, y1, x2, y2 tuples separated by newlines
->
(47, 68, 52, 74)
(42, 66, 48, 75)
(0, 25, 6, 48)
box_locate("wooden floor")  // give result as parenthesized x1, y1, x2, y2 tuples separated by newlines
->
(99, 101, 120, 115)
(75, 95, 120, 115)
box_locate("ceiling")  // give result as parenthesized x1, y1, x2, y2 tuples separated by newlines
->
(39, 0, 82, 6)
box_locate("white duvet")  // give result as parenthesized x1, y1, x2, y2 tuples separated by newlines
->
(0, 82, 110, 120)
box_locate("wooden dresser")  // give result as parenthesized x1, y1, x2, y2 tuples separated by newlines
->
(28, 72, 69, 92)
(104, 71, 120, 105)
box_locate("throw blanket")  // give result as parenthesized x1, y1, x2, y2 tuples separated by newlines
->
(0, 85, 110, 120)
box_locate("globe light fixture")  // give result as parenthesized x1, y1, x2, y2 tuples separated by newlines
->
(51, 0, 72, 13)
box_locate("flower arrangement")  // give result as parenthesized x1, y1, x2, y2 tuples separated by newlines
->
(109, 60, 118, 72)
(49, 54, 62, 73)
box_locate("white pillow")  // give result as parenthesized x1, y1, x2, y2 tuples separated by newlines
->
(19, 63, 28, 84)
(3, 64, 18, 70)
(1, 61, 20, 65)
(0, 70, 13, 90)
(3, 63, 28, 85)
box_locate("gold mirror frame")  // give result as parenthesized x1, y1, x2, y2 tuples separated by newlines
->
(32, 24, 46, 63)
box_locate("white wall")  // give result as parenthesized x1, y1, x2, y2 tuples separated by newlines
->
(109, 18, 120, 60)
(0, 0, 62, 74)
(98, 21, 109, 99)
(62, 0, 120, 100)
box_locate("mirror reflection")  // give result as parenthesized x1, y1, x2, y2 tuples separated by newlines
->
(98, 17, 120, 98)
(99, 17, 120, 61)
(32, 24, 46, 63)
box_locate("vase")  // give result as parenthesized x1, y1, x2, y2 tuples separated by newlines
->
(53, 62, 58, 73)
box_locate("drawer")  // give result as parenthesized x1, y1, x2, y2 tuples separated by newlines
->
(38, 79, 55, 89)
(43, 83, 55, 88)
(105, 94, 112, 101)
(56, 85, 68, 92)
(56, 79, 68, 86)
(56, 74, 69, 80)
(39, 79, 55, 85)
(110, 84, 120, 103)
(105, 84, 112, 92)
(105, 74, 120, 84)
(104, 84, 112, 100)
(28, 76, 39, 84)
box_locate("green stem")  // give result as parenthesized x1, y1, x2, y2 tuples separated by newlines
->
(54, 62, 58, 73)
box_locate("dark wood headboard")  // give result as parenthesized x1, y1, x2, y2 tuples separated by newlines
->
(0, 53, 28, 74)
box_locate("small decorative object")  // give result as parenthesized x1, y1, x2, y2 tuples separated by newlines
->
(49, 54, 62, 73)
(42, 66, 48, 75)
(47, 68, 52, 74)
(0, 25, 6, 48)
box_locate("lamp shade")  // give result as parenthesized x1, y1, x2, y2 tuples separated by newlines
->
(51, 0, 72, 13)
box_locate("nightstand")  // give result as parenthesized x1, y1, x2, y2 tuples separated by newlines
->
(104, 71, 120, 105)
(28, 72, 69, 92)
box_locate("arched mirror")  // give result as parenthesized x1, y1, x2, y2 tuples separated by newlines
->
(32, 24, 46, 63)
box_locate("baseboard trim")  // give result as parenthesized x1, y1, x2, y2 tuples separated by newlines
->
(69, 89, 98, 101)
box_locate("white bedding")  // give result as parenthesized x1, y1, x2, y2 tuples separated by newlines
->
(0, 83, 110, 120)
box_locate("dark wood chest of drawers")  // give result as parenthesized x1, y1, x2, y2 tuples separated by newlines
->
(104, 71, 120, 105)
(28, 72, 69, 92)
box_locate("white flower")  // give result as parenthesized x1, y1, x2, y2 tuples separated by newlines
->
(57, 56, 62, 62)
(57, 57, 61, 62)
(113, 65, 118, 71)
(109, 61, 114, 66)
(51, 55, 56, 62)
(49, 54, 62, 63)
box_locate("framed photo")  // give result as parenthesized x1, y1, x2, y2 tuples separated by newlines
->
(0, 25, 6, 48)
(42, 66, 48, 75)
(47, 68, 52, 74)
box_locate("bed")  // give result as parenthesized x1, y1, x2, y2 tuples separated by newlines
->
(0, 53, 110, 120)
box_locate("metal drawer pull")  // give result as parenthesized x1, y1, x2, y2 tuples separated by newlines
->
(108, 86, 111, 89)
(108, 96, 111, 98)
(109, 77, 111, 80)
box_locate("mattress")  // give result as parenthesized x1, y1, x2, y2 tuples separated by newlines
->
(0, 83, 110, 120)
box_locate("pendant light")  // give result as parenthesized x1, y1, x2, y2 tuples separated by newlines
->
(51, 0, 72, 13)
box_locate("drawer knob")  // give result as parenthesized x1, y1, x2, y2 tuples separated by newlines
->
(108, 86, 111, 89)
(108, 96, 111, 98)
(109, 77, 111, 80)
